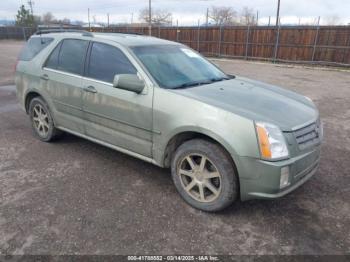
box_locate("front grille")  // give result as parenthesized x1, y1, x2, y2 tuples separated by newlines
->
(294, 120, 322, 150)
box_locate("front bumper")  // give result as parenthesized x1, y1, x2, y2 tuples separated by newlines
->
(238, 146, 321, 201)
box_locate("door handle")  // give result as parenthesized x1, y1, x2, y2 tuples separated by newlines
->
(83, 86, 97, 94)
(40, 74, 49, 81)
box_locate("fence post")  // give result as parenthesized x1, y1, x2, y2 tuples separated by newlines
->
(273, 23, 281, 63)
(5, 26, 9, 39)
(197, 20, 200, 51)
(22, 27, 26, 40)
(311, 18, 321, 62)
(176, 20, 179, 42)
(245, 25, 250, 59)
(218, 25, 222, 57)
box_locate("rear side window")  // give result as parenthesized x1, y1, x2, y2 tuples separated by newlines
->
(57, 39, 88, 75)
(19, 37, 53, 61)
(87, 42, 137, 83)
(45, 41, 61, 69)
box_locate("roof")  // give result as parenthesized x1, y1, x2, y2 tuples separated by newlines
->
(33, 31, 178, 47)
(93, 33, 177, 46)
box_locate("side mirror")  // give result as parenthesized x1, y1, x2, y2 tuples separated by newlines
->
(113, 74, 145, 94)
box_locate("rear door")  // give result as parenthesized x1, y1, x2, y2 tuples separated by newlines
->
(81, 41, 153, 157)
(42, 38, 89, 133)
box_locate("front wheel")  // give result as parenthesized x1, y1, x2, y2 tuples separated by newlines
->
(171, 139, 238, 212)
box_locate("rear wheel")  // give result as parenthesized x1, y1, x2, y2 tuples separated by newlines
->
(29, 97, 62, 142)
(171, 139, 238, 212)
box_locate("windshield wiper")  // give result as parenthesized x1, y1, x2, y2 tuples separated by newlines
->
(172, 76, 232, 90)
(209, 76, 231, 82)
(172, 80, 213, 89)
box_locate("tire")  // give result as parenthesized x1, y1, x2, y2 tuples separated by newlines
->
(171, 139, 238, 212)
(29, 97, 62, 142)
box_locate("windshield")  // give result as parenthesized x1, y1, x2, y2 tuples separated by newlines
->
(131, 45, 229, 89)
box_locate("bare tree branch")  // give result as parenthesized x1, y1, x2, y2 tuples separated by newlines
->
(42, 12, 55, 25)
(240, 7, 257, 26)
(139, 7, 172, 25)
(324, 15, 341, 25)
(208, 6, 238, 26)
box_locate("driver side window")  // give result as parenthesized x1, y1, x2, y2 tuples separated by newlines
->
(87, 42, 137, 83)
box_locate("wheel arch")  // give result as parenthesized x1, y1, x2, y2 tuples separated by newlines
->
(162, 128, 239, 170)
(24, 89, 58, 127)
(25, 90, 42, 114)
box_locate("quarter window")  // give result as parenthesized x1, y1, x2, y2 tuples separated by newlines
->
(45, 41, 61, 69)
(87, 42, 137, 83)
(19, 37, 53, 61)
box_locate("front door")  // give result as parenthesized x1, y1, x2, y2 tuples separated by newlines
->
(82, 42, 153, 157)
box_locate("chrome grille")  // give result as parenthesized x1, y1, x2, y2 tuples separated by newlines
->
(294, 120, 322, 150)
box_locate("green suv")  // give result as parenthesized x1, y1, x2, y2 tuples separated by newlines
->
(15, 30, 322, 211)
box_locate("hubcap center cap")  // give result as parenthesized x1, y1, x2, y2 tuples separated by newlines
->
(194, 171, 204, 181)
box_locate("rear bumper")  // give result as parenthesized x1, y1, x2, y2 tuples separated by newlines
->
(238, 146, 321, 201)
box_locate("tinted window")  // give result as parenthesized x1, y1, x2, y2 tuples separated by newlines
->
(19, 37, 53, 61)
(44, 41, 61, 69)
(87, 42, 136, 83)
(57, 39, 88, 75)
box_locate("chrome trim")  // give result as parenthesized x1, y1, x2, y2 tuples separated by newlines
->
(43, 67, 83, 79)
(57, 126, 157, 165)
(291, 115, 319, 131)
(82, 76, 113, 86)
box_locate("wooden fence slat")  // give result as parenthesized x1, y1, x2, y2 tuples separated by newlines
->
(1, 25, 349, 66)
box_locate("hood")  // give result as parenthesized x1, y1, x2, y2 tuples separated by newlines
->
(172, 76, 318, 131)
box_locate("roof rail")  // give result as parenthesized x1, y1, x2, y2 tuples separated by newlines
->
(115, 32, 144, 36)
(34, 29, 93, 37)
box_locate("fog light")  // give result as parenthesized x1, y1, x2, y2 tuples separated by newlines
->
(280, 166, 290, 189)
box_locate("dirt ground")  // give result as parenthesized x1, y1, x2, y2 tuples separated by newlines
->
(0, 40, 349, 255)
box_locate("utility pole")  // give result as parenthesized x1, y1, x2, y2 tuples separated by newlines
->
(88, 8, 91, 31)
(268, 16, 271, 26)
(131, 13, 134, 24)
(206, 8, 209, 26)
(256, 10, 259, 25)
(276, 0, 281, 26)
(107, 13, 109, 27)
(148, 0, 152, 35)
(28, 0, 34, 15)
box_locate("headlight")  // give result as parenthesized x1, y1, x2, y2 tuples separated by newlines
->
(255, 122, 289, 160)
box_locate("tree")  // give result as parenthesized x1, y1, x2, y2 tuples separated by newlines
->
(42, 12, 55, 25)
(324, 15, 341, 25)
(15, 5, 35, 26)
(60, 18, 71, 24)
(208, 6, 238, 25)
(34, 15, 42, 25)
(240, 7, 257, 26)
(139, 7, 172, 25)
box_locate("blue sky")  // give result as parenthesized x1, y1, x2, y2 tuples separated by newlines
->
(2, 0, 350, 25)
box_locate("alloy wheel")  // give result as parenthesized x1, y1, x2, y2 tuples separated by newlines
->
(32, 104, 50, 138)
(177, 153, 222, 203)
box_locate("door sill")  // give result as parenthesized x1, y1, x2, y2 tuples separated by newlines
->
(57, 126, 158, 166)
